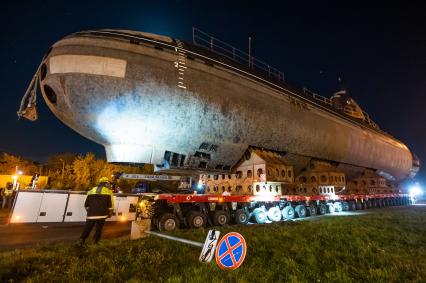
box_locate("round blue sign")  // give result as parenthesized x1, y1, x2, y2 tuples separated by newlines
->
(215, 232, 247, 270)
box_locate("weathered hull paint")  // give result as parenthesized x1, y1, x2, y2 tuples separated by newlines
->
(40, 30, 414, 181)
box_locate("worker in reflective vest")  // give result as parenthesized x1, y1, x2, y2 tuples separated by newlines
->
(79, 177, 114, 244)
(2, 182, 14, 209)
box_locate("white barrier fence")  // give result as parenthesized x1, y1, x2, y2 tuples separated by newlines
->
(9, 190, 139, 224)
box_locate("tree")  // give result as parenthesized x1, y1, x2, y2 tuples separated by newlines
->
(0, 152, 39, 175)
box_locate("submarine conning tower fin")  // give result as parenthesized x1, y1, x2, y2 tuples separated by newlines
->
(330, 89, 366, 121)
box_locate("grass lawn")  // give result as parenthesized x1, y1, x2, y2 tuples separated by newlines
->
(0, 205, 425, 282)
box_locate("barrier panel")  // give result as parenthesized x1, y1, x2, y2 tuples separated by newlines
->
(9, 190, 139, 224)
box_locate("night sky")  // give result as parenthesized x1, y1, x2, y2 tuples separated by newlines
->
(1, 1, 425, 183)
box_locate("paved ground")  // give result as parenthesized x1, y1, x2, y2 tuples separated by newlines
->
(0, 220, 131, 251)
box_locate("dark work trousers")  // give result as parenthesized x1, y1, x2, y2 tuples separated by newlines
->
(80, 218, 106, 243)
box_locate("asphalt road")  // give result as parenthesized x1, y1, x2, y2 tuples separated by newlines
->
(0, 222, 131, 251)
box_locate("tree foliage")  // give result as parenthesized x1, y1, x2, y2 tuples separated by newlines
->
(0, 152, 152, 192)
(0, 153, 39, 175)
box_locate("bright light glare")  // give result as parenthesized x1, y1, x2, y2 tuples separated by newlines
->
(18, 171, 23, 175)
(120, 216, 126, 221)
(15, 216, 21, 220)
(197, 179, 203, 190)
(409, 184, 422, 196)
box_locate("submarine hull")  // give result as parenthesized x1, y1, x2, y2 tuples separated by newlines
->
(39, 30, 414, 181)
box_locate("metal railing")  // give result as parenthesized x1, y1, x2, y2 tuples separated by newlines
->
(192, 28, 285, 82)
(302, 88, 332, 105)
(192, 28, 380, 130)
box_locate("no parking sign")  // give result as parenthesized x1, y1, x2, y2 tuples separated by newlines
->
(215, 232, 247, 270)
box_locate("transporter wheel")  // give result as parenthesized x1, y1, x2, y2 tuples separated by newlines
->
(341, 202, 349, 211)
(364, 200, 371, 209)
(213, 210, 230, 226)
(234, 209, 249, 225)
(282, 206, 295, 220)
(327, 203, 335, 214)
(348, 201, 356, 211)
(267, 206, 282, 222)
(253, 208, 268, 224)
(333, 202, 343, 213)
(294, 205, 307, 218)
(158, 213, 179, 232)
(318, 203, 327, 215)
(307, 203, 317, 216)
(186, 211, 207, 228)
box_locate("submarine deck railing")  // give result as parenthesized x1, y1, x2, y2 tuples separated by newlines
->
(192, 27, 285, 83)
(192, 28, 380, 131)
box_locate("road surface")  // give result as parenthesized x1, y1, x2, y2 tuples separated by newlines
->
(0, 222, 131, 250)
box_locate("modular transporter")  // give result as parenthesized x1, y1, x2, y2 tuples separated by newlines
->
(17, 28, 420, 230)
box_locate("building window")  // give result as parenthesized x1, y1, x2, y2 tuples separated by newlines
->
(276, 186, 279, 193)
(222, 186, 225, 192)
(256, 185, 260, 192)
(257, 168, 263, 177)
(267, 168, 272, 176)
(310, 176, 317, 183)
(276, 169, 279, 177)
(214, 175, 218, 180)
(312, 187, 317, 194)
(321, 175, 327, 183)
(227, 186, 232, 192)
(236, 185, 242, 192)
(236, 171, 243, 179)
(247, 170, 252, 178)
(288, 170, 292, 178)
(269, 185, 272, 192)
(248, 185, 252, 192)
(327, 187, 330, 193)
(214, 186, 218, 192)
(281, 170, 286, 177)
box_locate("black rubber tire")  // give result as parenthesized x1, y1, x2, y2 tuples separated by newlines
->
(294, 205, 307, 218)
(318, 203, 327, 215)
(234, 209, 249, 225)
(333, 202, 343, 213)
(213, 210, 230, 226)
(158, 213, 179, 231)
(342, 202, 349, 211)
(253, 208, 267, 224)
(307, 203, 317, 216)
(186, 211, 207, 228)
(348, 201, 356, 211)
(282, 206, 295, 220)
(267, 206, 282, 222)
(364, 200, 371, 209)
